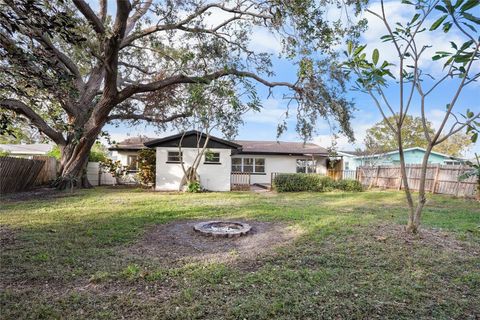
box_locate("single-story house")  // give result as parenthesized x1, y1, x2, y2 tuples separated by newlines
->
(0, 143, 54, 158)
(111, 130, 329, 191)
(109, 136, 152, 172)
(337, 147, 464, 171)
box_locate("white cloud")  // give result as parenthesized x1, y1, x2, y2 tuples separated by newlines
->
(202, 6, 282, 54)
(243, 98, 291, 124)
(360, 1, 471, 78)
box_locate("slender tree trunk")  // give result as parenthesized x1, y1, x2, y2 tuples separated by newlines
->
(396, 128, 416, 232)
(406, 144, 434, 233)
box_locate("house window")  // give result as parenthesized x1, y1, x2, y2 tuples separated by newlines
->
(204, 152, 220, 164)
(296, 159, 316, 173)
(345, 161, 350, 170)
(127, 155, 138, 170)
(231, 158, 265, 173)
(243, 158, 254, 172)
(232, 158, 242, 172)
(167, 151, 182, 163)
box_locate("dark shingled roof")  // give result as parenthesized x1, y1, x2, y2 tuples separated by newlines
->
(234, 140, 328, 155)
(109, 132, 328, 156)
(109, 137, 153, 151)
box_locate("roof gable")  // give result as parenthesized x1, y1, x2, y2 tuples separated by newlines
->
(144, 130, 242, 149)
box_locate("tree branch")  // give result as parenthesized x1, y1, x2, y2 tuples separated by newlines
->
(73, 0, 105, 34)
(107, 112, 191, 123)
(99, 0, 107, 22)
(118, 68, 296, 102)
(120, 2, 270, 48)
(0, 99, 66, 145)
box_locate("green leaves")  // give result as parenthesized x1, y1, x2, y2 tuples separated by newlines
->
(430, 14, 448, 30)
(460, 0, 479, 12)
(372, 49, 379, 65)
(463, 12, 480, 25)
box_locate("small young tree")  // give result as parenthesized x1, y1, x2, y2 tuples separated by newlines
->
(344, 0, 479, 233)
(174, 80, 256, 191)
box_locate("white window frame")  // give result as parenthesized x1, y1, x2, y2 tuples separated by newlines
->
(231, 157, 265, 173)
(167, 151, 183, 163)
(296, 159, 317, 173)
(127, 155, 139, 170)
(204, 152, 221, 164)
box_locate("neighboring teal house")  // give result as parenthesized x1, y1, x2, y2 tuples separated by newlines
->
(338, 147, 464, 171)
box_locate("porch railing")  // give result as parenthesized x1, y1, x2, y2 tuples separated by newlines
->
(231, 172, 250, 191)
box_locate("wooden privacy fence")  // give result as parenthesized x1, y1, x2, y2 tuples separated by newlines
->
(231, 172, 250, 191)
(0, 157, 46, 194)
(357, 164, 477, 198)
(33, 156, 58, 185)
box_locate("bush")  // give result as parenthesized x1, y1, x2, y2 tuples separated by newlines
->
(334, 179, 363, 192)
(273, 174, 362, 192)
(187, 181, 201, 193)
(137, 149, 156, 185)
(273, 174, 335, 192)
(47, 142, 107, 162)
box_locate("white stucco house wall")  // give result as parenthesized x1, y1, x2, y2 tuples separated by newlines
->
(138, 130, 330, 191)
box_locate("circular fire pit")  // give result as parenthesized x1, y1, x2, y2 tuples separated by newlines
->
(193, 221, 252, 238)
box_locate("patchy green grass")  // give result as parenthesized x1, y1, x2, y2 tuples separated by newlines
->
(1, 187, 479, 319)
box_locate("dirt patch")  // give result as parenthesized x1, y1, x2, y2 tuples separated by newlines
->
(369, 223, 476, 253)
(125, 220, 301, 266)
(0, 187, 75, 203)
(0, 225, 16, 247)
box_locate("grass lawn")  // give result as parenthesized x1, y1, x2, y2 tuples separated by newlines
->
(1, 187, 479, 319)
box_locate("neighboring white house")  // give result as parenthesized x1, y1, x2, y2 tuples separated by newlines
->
(127, 130, 330, 191)
(0, 143, 54, 158)
(109, 136, 152, 172)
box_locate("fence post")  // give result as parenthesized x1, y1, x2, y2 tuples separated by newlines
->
(431, 164, 440, 194)
(98, 164, 102, 186)
(374, 166, 380, 187)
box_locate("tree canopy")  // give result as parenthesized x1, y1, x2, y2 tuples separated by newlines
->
(365, 115, 473, 157)
(0, 0, 366, 187)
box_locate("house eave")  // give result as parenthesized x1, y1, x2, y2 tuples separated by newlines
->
(234, 151, 329, 156)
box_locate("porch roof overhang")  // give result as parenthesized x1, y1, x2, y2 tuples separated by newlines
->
(233, 151, 328, 156)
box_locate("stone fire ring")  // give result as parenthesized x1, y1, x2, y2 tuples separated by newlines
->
(193, 221, 252, 238)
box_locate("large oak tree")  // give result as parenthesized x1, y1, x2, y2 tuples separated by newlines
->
(0, 0, 365, 188)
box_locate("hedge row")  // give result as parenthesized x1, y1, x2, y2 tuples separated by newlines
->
(273, 173, 363, 192)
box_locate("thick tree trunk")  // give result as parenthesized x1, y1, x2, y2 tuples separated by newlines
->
(54, 135, 98, 190)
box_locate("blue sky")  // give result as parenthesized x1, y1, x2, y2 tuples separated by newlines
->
(103, 0, 479, 158)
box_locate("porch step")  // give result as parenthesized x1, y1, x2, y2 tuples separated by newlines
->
(253, 183, 271, 190)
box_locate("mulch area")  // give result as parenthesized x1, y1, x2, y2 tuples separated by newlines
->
(0, 187, 72, 203)
(125, 220, 302, 266)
